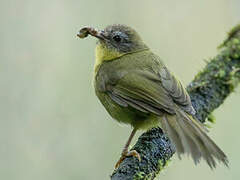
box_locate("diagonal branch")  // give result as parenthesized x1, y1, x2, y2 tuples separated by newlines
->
(111, 24, 240, 180)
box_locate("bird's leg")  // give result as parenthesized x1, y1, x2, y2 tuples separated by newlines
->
(115, 128, 141, 169)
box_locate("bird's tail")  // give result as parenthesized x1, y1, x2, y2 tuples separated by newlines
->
(160, 109, 228, 169)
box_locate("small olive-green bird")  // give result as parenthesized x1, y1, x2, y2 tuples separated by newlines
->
(77, 24, 228, 169)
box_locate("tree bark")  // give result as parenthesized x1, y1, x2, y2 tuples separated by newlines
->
(111, 24, 240, 180)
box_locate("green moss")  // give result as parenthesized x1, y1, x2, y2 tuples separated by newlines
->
(158, 160, 164, 169)
(207, 113, 216, 123)
(133, 172, 153, 180)
(155, 159, 171, 176)
(133, 160, 171, 180)
(232, 38, 240, 45)
(133, 172, 145, 180)
(228, 24, 240, 39)
(233, 53, 239, 59)
(224, 67, 240, 90)
(157, 159, 170, 170)
(223, 36, 240, 59)
(215, 69, 226, 78)
(219, 24, 240, 48)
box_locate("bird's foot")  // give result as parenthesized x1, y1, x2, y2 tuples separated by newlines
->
(114, 150, 141, 169)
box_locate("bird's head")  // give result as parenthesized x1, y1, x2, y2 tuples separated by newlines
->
(78, 24, 148, 62)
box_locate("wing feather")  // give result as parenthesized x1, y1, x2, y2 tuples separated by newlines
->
(107, 70, 175, 115)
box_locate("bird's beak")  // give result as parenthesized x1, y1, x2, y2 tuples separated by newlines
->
(77, 27, 107, 41)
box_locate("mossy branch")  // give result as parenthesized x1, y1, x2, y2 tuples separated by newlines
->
(111, 24, 240, 180)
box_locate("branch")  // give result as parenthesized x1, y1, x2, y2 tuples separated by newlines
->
(111, 24, 240, 180)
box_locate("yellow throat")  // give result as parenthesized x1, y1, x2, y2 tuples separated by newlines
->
(94, 43, 124, 74)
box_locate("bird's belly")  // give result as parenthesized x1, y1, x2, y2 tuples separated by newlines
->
(96, 92, 160, 130)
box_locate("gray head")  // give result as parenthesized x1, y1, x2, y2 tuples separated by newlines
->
(78, 24, 148, 55)
(100, 24, 148, 53)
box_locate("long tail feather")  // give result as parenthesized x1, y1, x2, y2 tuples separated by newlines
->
(160, 109, 228, 169)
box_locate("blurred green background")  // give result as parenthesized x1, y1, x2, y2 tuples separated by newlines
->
(1, 0, 240, 179)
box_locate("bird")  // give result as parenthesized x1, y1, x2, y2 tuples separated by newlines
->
(77, 24, 228, 169)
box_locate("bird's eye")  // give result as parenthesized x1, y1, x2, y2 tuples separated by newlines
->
(113, 35, 122, 43)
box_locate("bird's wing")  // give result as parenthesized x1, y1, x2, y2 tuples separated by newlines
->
(107, 67, 195, 116)
(107, 70, 176, 115)
(157, 66, 195, 115)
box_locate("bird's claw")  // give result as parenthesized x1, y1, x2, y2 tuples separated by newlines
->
(114, 150, 141, 169)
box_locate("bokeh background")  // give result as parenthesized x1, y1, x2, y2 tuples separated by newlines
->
(1, 0, 240, 179)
